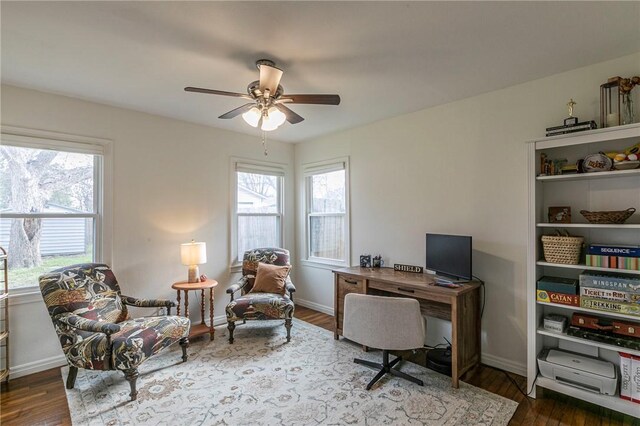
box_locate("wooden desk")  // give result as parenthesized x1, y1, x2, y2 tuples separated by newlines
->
(332, 267, 481, 388)
(172, 279, 218, 341)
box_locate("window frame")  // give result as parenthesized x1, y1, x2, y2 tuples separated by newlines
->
(230, 157, 286, 270)
(303, 157, 350, 268)
(0, 126, 112, 294)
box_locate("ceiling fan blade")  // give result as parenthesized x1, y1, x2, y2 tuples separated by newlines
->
(280, 94, 341, 105)
(275, 104, 305, 124)
(258, 64, 283, 94)
(218, 103, 256, 119)
(185, 87, 253, 100)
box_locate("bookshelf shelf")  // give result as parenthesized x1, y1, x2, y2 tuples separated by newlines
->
(535, 376, 639, 418)
(536, 261, 640, 275)
(536, 223, 640, 229)
(536, 168, 640, 182)
(0, 247, 7, 385)
(536, 327, 640, 357)
(536, 301, 640, 322)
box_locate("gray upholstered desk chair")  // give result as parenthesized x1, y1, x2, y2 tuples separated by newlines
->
(343, 293, 425, 390)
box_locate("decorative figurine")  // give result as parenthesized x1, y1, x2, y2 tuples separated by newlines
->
(565, 99, 578, 126)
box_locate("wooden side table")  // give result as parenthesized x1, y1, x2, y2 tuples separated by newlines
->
(171, 278, 218, 341)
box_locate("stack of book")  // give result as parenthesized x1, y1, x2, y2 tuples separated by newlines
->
(536, 276, 579, 306)
(579, 272, 640, 317)
(620, 353, 640, 404)
(545, 120, 597, 137)
(586, 244, 640, 271)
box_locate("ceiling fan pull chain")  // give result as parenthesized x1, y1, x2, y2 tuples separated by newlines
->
(262, 130, 268, 156)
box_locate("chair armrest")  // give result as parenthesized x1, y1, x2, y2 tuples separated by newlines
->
(121, 295, 176, 308)
(227, 276, 251, 300)
(285, 277, 296, 295)
(56, 313, 121, 336)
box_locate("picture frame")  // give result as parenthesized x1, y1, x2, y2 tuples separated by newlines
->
(548, 206, 571, 223)
(359, 255, 371, 268)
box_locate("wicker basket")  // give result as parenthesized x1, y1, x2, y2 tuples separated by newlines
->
(580, 208, 636, 224)
(541, 231, 584, 265)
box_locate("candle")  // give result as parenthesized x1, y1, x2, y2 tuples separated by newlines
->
(607, 113, 619, 127)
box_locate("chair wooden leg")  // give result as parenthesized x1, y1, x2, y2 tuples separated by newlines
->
(124, 368, 139, 401)
(228, 321, 235, 344)
(66, 366, 78, 389)
(285, 318, 292, 343)
(179, 337, 189, 362)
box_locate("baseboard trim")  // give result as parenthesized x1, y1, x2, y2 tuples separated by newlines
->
(296, 298, 334, 316)
(10, 354, 67, 379)
(481, 352, 527, 377)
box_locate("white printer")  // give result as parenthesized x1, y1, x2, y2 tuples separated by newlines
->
(537, 348, 618, 395)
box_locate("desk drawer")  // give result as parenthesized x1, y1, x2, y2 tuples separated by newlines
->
(368, 280, 451, 304)
(337, 275, 364, 298)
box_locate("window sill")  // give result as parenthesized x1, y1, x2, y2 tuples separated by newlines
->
(8, 290, 43, 306)
(229, 264, 243, 274)
(299, 259, 349, 271)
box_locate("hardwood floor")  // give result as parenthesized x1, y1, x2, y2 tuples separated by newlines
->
(1, 305, 638, 425)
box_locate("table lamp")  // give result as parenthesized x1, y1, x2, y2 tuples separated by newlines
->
(180, 240, 207, 283)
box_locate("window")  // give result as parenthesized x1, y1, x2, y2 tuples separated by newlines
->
(232, 160, 285, 265)
(305, 159, 349, 264)
(0, 132, 107, 290)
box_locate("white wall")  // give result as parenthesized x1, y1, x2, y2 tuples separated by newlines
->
(294, 53, 640, 375)
(1, 84, 295, 377)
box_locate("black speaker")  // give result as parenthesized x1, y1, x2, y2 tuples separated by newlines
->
(426, 347, 452, 377)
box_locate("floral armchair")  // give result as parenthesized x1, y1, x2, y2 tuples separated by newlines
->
(39, 263, 190, 401)
(226, 248, 295, 343)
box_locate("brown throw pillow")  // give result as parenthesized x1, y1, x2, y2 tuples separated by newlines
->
(250, 263, 291, 296)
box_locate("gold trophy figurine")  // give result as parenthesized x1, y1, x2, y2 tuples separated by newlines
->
(564, 99, 578, 126)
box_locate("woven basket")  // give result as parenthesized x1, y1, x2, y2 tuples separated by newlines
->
(541, 231, 584, 265)
(580, 208, 636, 224)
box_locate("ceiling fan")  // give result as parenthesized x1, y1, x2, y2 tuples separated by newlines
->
(185, 59, 340, 132)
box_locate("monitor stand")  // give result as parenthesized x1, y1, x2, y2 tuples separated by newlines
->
(429, 273, 469, 286)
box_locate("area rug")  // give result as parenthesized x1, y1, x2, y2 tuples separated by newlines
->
(62, 319, 517, 425)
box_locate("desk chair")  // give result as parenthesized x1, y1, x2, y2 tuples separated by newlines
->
(343, 293, 425, 390)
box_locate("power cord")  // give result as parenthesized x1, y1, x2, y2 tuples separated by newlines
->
(472, 275, 486, 319)
(491, 365, 537, 399)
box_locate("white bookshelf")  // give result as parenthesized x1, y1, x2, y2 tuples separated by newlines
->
(526, 123, 640, 418)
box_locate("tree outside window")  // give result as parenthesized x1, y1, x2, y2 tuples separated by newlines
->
(0, 145, 98, 289)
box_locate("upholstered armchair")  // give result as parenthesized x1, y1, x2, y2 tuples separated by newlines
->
(39, 263, 190, 401)
(226, 248, 295, 343)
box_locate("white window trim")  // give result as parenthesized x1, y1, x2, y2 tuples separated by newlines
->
(0, 125, 113, 297)
(229, 157, 286, 271)
(301, 157, 350, 268)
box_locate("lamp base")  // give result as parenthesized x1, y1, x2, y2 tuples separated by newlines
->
(188, 265, 200, 283)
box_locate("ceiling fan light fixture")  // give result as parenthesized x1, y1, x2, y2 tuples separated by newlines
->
(268, 107, 287, 127)
(242, 107, 261, 127)
(260, 112, 279, 131)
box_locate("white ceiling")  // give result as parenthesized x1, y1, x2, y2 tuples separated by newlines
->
(2, 2, 639, 143)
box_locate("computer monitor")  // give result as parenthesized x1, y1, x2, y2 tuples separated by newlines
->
(425, 233, 472, 281)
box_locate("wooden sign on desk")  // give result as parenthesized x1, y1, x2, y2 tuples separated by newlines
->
(393, 263, 423, 273)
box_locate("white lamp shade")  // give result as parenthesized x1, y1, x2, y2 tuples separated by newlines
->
(260, 113, 279, 131)
(242, 107, 261, 127)
(268, 107, 287, 127)
(180, 241, 207, 265)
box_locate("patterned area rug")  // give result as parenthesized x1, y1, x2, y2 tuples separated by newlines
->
(63, 319, 517, 425)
